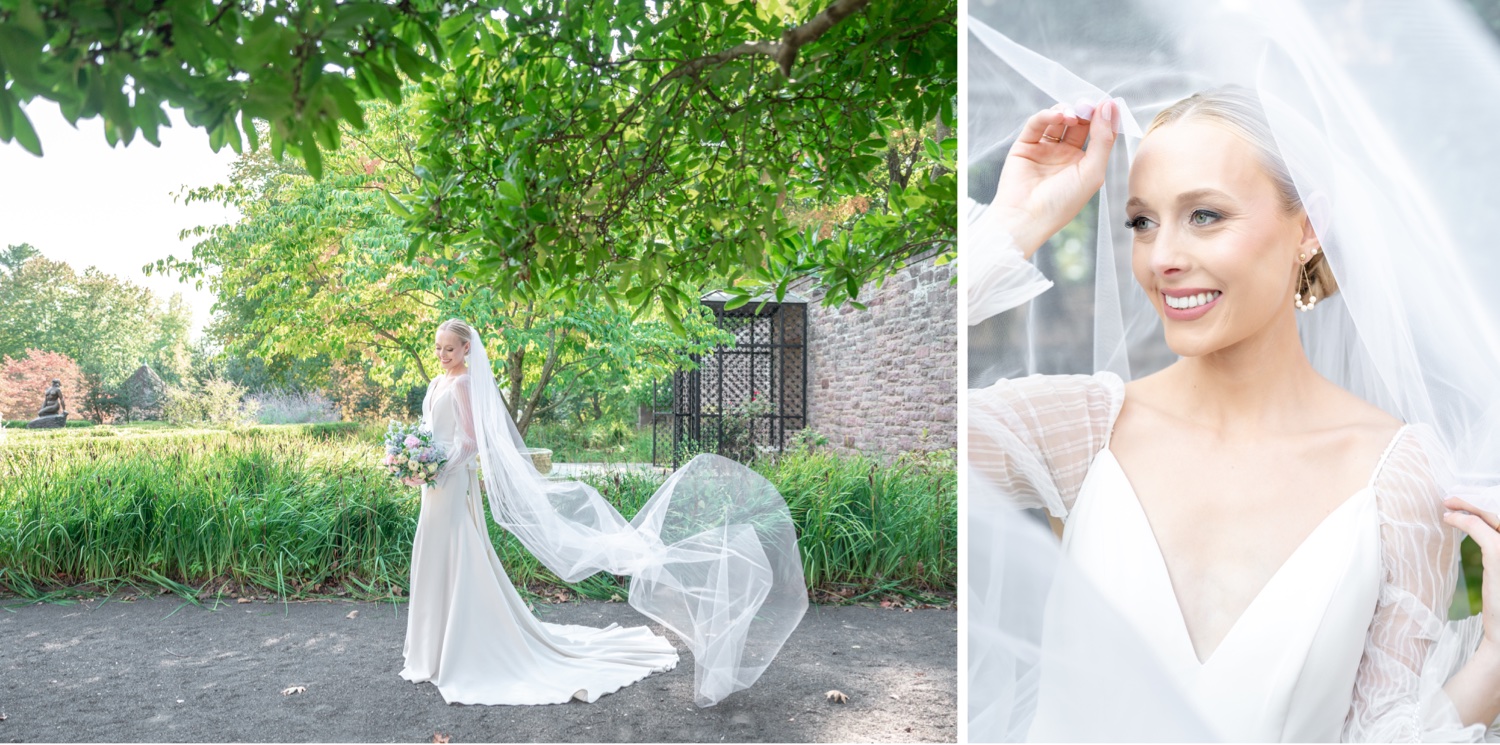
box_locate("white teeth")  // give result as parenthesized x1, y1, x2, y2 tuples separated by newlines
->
(1164, 291, 1221, 310)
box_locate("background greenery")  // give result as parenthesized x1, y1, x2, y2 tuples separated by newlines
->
(0, 424, 956, 606)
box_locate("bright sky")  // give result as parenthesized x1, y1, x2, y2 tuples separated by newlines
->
(0, 100, 241, 339)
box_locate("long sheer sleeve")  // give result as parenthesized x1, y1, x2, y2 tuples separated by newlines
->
(439, 375, 479, 478)
(966, 205, 1053, 326)
(968, 371, 1124, 520)
(1344, 426, 1497, 742)
(966, 216, 1122, 520)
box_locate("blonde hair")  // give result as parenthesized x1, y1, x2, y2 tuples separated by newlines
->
(1147, 86, 1337, 303)
(436, 318, 474, 345)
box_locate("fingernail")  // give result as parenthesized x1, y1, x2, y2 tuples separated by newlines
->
(1100, 99, 1113, 124)
(1074, 98, 1094, 121)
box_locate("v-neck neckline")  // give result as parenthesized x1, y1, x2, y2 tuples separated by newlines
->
(1094, 424, 1406, 667)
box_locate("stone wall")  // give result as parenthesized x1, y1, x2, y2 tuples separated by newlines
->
(793, 252, 956, 455)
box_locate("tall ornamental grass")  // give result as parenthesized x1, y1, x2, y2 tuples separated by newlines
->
(0, 426, 955, 604)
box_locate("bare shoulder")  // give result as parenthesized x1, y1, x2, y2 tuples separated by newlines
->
(1309, 376, 1403, 450)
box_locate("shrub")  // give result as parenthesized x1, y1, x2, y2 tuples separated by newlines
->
(786, 427, 830, 453)
(0, 350, 87, 421)
(248, 390, 341, 425)
(2, 418, 93, 428)
(0, 428, 956, 601)
(163, 377, 259, 426)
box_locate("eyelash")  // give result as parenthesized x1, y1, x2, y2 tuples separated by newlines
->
(1124, 209, 1224, 231)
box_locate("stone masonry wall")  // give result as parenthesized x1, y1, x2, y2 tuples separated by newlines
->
(793, 252, 956, 455)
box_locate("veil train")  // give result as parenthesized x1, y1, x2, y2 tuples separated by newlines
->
(461, 328, 807, 707)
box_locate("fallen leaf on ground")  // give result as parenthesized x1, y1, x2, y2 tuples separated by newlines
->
(431, 734, 451, 744)
(346, 610, 359, 619)
(237, 598, 252, 604)
(825, 690, 849, 704)
(281, 686, 306, 696)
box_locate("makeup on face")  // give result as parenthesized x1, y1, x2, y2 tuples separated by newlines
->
(1125, 121, 1305, 359)
(435, 332, 466, 374)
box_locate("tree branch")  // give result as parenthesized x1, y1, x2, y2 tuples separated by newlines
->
(774, 0, 872, 77)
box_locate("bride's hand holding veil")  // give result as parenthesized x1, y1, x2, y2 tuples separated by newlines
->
(1442, 497, 1500, 726)
(991, 99, 1117, 259)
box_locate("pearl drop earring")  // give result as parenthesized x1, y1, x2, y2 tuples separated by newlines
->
(1295, 250, 1318, 312)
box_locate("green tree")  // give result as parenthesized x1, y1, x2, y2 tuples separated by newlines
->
(11, 1, 955, 319)
(0, 251, 184, 386)
(156, 97, 728, 433)
(0, 0, 452, 177)
(401, 0, 956, 322)
(1, 242, 40, 273)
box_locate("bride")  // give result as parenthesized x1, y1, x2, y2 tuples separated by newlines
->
(968, 88, 1500, 740)
(400, 318, 806, 706)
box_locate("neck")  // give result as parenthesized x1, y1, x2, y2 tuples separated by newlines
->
(1165, 309, 1322, 435)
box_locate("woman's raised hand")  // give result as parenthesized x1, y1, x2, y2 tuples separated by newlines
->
(1440, 495, 1500, 726)
(1445, 496, 1500, 650)
(991, 98, 1118, 259)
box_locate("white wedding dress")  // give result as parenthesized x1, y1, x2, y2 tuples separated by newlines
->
(969, 234, 1496, 741)
(399, 373, 679, 705)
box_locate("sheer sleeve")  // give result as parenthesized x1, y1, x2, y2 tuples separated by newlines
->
(966, 207, 1053, 326)
(968, 371, 1124, 520)
(440, 375, 480, 478)
(1344, 426, 1496, 742)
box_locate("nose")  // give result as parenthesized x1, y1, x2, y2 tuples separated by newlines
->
(1146, 224, 1191, 279)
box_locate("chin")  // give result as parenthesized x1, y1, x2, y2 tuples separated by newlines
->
(1160, 323, 1229, 359)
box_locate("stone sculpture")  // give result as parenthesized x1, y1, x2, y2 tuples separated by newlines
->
(27, 378, 68, 428)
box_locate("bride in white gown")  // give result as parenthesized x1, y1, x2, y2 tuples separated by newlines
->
(967, 89, 1500, 741)
(400, 319, 806, 707)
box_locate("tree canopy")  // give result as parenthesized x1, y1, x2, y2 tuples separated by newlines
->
(401, 0, 956, 322)
(0, 246, 192, 386)
(0, 0, 446, 174)
(6, 0, 955, 326)
(154, 97, 728, 432)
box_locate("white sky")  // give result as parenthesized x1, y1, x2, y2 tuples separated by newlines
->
(0, 100, 241, 339)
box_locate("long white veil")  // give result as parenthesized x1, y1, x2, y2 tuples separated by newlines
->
(967, 0, 1500, 740)
(968, 0, 1500, 484)
(462, 329, 808, 707)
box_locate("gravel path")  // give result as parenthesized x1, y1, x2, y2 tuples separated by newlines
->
(0, 595, 956, 743)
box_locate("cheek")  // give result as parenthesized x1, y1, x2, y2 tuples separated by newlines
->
(1203, 226, 1299, 328)
(1130, 242, 1154, 295)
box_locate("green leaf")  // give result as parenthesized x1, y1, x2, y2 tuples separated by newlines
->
(301, 135, 324, 180)
(10, 105, 41, 156)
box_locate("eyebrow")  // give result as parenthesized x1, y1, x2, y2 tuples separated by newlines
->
(1127, 188, 1236, 211)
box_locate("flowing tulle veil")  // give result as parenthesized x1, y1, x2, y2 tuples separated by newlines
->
(459, 327, 807, 707)
(967, 0, 1500, 740)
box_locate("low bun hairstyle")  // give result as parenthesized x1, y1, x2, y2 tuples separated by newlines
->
(1146, 86, 1338, 304)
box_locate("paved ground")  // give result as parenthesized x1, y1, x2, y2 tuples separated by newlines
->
(0, 596, 956, 743)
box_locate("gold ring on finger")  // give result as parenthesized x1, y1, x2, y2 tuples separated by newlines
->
(1040, 133, 1061, 144)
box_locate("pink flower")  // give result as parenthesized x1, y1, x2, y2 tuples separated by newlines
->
(404, 435, 421, 448)
(383, 454, 395, 465)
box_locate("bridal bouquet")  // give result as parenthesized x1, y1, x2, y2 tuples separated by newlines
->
(382, 422, 448, 488)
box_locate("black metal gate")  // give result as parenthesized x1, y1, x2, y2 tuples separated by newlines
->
(651, 292, 808, 468)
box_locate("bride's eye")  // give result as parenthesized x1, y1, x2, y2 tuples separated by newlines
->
(1190, 209, 1223, 226)
(1125, 215, 1156, 231)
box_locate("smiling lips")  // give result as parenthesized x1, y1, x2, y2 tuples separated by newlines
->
(1161, 289, 1222, 320)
